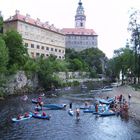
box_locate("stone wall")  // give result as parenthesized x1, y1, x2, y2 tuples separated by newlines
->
(55, 72, 89, 82)
(4, 71, 38, 95)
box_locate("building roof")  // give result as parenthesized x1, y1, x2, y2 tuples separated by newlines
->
(4, 10, 64, 35)
(61, 28, 97, 36)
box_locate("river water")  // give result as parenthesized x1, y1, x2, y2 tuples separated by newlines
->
(0, 87, 140, 140)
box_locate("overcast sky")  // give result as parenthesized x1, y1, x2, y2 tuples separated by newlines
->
(1, 0, 140, 58)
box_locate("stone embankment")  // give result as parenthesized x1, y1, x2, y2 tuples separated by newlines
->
(1, 71, 38, 96)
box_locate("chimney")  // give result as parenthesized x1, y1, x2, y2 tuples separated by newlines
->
(37, 18, 40, 22)
(15, 10, 20, 15)
(45, 21, 49, 25)
(26, 14, 30, 18)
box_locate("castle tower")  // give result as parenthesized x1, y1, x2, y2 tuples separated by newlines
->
(75, 0, 86, 28)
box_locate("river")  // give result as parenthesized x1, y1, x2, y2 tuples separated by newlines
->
(0, 87, 140, 140)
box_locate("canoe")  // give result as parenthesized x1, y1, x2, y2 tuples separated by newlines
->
(68, 109, 74, 116)
(32, 113, 51, 120)
(99, 110, 116, 117)
(43, 104, 67, 110)
(12, 114, 32, 122)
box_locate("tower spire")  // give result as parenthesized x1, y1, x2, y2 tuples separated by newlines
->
(75, 0, 86, 28)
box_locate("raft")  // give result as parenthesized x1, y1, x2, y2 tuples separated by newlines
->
(32, 98, 39, 104)
(99, 110, 116, 117)
(83, 109, 95, 113)
(32, 113, 51, 120)
(43, 104, 67, 110)
(99, 99, 113, 105)
(12, 114, 32, 122)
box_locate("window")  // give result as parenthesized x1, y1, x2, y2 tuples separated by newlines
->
(46, 54, 49, 57)
(46, 47, 49, 50)
(31, 52, 34, 58)
(31, 44, 34, 48)
(36, 53, 40, 57)
(37, 45, 40, 49)
(59, 49, 61, 53)
(41, 54, 44, 57)
(55, 49, 57, 52)
(25, 43, 28, 47)
(59, 56, 61, 59)
(41, 46, 44, 50)
(51, 48, 53, 51)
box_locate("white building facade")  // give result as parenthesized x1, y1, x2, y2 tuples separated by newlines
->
(4, 10, 65, 59)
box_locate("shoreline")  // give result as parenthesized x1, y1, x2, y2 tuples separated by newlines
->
(99, 85, 140, 121)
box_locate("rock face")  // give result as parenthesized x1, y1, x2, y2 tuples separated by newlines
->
(5, 71, 38, 95)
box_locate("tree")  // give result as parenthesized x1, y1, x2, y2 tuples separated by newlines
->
(0, 12, 3, 33)
(37, 55, 68, 90)
(70, 58, 83, 71)
(128, 8, 140, 83)
(0, 37, 9, 96)
(0, 37, 9, 73)
(79, 48, 105, 74)
(110, 47, 134, 84)
(65, 48, 106, 75)
(3, 30, 28, 70)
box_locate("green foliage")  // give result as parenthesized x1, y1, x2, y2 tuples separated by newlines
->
(89, 69, 98, 78)
(65, 48, 105, 74)
(69, 58, 83, 71)
(23, 58, 39, 73)
(110, 47, 135, 82)
(37, 56, 68, 90)
(80, 48, 105, 74)
(0, 15, 3, 33)
(8, 64, 19, 74)
(3, 30, 28, 69)
(53, 59, 68, 72)
(0, 37, 9, 73)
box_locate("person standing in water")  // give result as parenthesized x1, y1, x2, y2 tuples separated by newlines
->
(76, 108, 80, 120)
(128, 94, 131, 105)
(69, 102, 72, 109)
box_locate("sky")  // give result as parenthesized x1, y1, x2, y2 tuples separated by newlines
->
(0, 0, 140, 58)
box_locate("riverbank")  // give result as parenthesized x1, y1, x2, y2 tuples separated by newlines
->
(99, 85, 140, 121)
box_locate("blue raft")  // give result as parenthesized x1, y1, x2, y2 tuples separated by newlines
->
(32, 98, 39, 104)
(12, 114, 32, 122)
(43, 104, 67, 110)
(99, 110, 116, 117)
(32, 113, 51, 120)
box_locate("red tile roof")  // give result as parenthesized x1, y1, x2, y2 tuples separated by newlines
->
(4, 11, 63, 34)
(61, 28, 97, 35)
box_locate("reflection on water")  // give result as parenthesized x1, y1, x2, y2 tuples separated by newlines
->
(0, 88, 140, 140)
